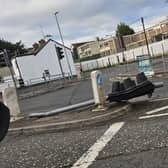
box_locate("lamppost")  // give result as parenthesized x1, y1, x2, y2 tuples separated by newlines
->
(54, 12, 72, 77)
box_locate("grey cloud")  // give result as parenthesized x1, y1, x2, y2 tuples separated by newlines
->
(0, 0, 167, 47)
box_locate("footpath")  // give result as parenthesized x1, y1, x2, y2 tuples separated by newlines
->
(9, 102, 129, 135)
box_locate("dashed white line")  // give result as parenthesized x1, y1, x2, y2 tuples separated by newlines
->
(146, 105, 168, 115)
(71, 122, 124, 168)
(139, 112, 168, 120)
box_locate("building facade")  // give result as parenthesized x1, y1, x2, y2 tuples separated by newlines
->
(77, 37, 121, 59)
(12, 39, 76, 86)
(123, 16, 168, 49)
(99, 37, 121, 57)
(77, 41, 100, 59)
(71, 42, 90, 60)
(76, 16, 168, 59)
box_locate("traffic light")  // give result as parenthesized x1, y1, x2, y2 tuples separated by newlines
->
(0, 50, 12, 67)
(56, 47, 64, 59)
(0, 102, 10, 142)
(107, 72, 162, 102)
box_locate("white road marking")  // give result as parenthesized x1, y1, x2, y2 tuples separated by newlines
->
(150, 97, 168, 102)
(139, 112, 168, 120)
(71, 122, 124, 168)
(146, 105, 168, 115)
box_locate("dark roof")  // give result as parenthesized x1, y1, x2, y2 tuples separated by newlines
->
(16, 39, 71, 58)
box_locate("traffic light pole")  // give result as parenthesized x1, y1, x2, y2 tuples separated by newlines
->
(3, 49, 18, 90)
(54, 12, 73, 77)
(54, 45, 65, 81)
(117, 34, 129, 74)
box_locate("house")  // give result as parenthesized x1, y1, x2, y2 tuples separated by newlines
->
(123, 16, 168, 50)
(77, 40, 100, 59)
(77, 37, 121, 59)
(99, 37, 121, 57)
(12, 39, 76, 86)
(71, 42, 90, 60)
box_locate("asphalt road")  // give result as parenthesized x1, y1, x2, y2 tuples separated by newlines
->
(19, 74, 168, 116)
(19, 80, 94, 115)
(1, 99, 168, 168)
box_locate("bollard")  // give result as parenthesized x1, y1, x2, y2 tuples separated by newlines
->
(91, 71, 106, 111)
(2, 87, 20, 120)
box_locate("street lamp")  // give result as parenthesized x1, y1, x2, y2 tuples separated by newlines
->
(54, 11, 72, 77)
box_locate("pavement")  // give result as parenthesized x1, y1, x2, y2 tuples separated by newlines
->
(9, 102, 129, 135)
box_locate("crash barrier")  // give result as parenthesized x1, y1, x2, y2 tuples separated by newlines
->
(107, 72, 163, 102)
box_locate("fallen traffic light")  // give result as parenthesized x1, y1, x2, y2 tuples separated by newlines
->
(107, 72, 162, 102)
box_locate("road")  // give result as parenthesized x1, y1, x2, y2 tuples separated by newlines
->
(1, 99, 168, 168)
(19, 73, 168, 116)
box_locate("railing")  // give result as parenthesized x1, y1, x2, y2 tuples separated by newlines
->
(0, 72, 73, 90)
(80, 39, 168, 72)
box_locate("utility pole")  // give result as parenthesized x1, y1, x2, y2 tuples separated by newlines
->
(54, 12, 72, 77)
(117, 33, 129, 74)
(141, 17, 151, 58)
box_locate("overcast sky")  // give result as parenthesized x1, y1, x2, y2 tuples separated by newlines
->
(0, 0, 168, 47)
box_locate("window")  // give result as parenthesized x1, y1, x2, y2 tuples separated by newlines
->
(100, 44, 103, 48)
(104, 42, 108, 46)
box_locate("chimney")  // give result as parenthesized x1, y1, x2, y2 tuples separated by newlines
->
(39, 39, 46, 46)
(33, 43, 39, 51)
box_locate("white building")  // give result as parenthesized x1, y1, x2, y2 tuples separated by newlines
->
(12, 39, 76, 86)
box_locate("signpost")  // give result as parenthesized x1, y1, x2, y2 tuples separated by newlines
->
(137, 55, 154, 76)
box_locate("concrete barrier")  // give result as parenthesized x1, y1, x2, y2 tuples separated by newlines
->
(2, 87, 20, 120)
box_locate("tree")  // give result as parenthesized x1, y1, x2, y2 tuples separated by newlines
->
(116, 22, 135, 36)
(0, 39, 27, 59)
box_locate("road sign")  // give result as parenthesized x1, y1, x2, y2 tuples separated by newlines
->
(137, 55, 154, 76)
(96, 73, 103, 87)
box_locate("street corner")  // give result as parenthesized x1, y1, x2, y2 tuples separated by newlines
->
(8, 102, 130, 136)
